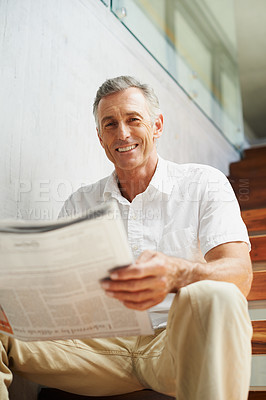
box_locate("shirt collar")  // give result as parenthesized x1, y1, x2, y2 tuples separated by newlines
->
(103, 170, 124, 202)
(103, 155, 173, 202)
(148, 156, 173, 197)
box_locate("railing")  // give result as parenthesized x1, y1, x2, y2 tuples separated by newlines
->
(100, 0, 244, 150)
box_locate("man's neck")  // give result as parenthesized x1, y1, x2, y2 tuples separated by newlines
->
(115, 156, 158, 203)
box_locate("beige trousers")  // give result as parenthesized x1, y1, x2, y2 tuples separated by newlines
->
(0, 281, 252, 400)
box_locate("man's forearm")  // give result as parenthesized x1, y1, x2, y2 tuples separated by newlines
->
(171, 256, 253, 298)
(170, 241, 253, 297)
(101, 242, 253, 310)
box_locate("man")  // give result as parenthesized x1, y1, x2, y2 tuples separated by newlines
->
(0, 76, 252, 399)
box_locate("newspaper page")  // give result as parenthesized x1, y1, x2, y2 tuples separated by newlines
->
(0, 202, 153, 341)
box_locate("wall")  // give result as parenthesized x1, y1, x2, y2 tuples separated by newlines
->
(0, 0, 240, 223)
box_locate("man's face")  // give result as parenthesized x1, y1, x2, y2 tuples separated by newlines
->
(97, 87, 163, 173)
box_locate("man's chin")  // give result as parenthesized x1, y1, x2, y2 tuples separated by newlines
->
(114, 158, 142, 172)
(111, 153, 140, 169)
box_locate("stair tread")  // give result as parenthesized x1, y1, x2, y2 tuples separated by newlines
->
(242, 208, 266, 233)
(250, 236, 266, 263)
(244, 146, 266, 159)
(229, 157, 266, 177)
(230, 158, 266, 168)
(252, 321, 266, 355)
(228, 178, 266, 210)
(248, 392, 266, 399)
(248, 270, 266, 301)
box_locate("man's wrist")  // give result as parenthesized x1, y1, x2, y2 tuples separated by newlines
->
(169, 256, 204, 292)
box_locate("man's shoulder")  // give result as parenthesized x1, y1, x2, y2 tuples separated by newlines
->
(162, 158, 225, 180)
(74, 175, 110, 197)
(59, 175, 110, 218)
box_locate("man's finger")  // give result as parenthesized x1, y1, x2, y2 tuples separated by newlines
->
(122, 296, 166, 311)
(135, 250, 157, 264)
(106, 288, 156, 302)
(110, 260, 164, 280)
(102, 276, 167, 292)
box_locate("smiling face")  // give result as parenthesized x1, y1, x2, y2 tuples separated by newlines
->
(97, 87, 163, 176)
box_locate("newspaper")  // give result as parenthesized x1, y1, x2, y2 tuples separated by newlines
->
(0, 202, 153, 341)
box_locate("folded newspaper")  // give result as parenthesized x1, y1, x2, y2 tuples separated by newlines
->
(0, 202, 153, 341)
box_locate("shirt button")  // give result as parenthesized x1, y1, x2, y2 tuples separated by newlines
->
(133, 245, 138, 251)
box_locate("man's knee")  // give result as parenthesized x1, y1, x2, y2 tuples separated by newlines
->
(186, 280, 252, 336)
(189, 280, 245, 308)
(169, 280, 246, 327)
(191, 280, 243, 307)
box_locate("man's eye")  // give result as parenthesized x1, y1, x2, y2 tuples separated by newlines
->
(105, 122, 116, 128)
(129, 118, 139, 122)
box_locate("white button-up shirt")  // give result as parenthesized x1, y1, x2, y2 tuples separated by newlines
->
(60, 156, 250, 328)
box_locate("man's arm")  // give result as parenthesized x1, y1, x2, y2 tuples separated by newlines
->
(101, 242, 253, 310)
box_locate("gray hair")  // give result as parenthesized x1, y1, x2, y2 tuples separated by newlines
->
(93, 76, 160, 132)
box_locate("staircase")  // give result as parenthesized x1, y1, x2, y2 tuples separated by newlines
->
(229, 146, 266, 210)
(228, 146, 266, 399)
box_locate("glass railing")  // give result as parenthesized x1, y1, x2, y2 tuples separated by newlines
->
(110, 0, 244, 149)
(100, 0, 109, 6)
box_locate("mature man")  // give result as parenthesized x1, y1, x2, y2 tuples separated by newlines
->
(1, 76, 252, 400)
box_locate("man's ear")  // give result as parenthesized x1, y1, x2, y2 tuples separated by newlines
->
(97, 128, 104, 148)
(153, 114, 163, 139)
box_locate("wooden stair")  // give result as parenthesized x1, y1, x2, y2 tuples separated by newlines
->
(246, 208, 266, 361)
(233, 146, 266, 400)
(228, 146, 266, 210)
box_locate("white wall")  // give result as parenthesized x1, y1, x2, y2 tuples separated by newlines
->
(0, 0, 240, 221)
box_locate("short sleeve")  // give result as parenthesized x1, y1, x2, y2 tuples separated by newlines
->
(198, 167, 250, 256)
(58, 195, 78, 219)
(57, 186, 94, 219)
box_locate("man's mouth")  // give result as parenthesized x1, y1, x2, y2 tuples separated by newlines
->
(116, 144, 138, 153)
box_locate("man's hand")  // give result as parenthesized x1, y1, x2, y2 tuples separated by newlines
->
(100, 250, 188, 310)
(100, 242, 253, 311)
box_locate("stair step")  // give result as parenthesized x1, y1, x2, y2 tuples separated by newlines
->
(244, 146, 266, 159)
(253, 262, 266, 271)
(229, 177, 266, 210)
(252, 321, 266, 355)
(248, 270, 266, 301)
(250, 236, 266, 263)
(230, 158, 266, 178)
(242, 208, 266, 234)
(248, 392, 266, 399)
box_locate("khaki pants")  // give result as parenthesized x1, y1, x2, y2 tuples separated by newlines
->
(0, 281, 252, 400)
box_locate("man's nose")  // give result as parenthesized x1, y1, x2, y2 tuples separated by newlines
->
(116, 121, 130, 140)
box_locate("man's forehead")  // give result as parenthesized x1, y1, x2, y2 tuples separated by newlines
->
(98, 87, 149, 117)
